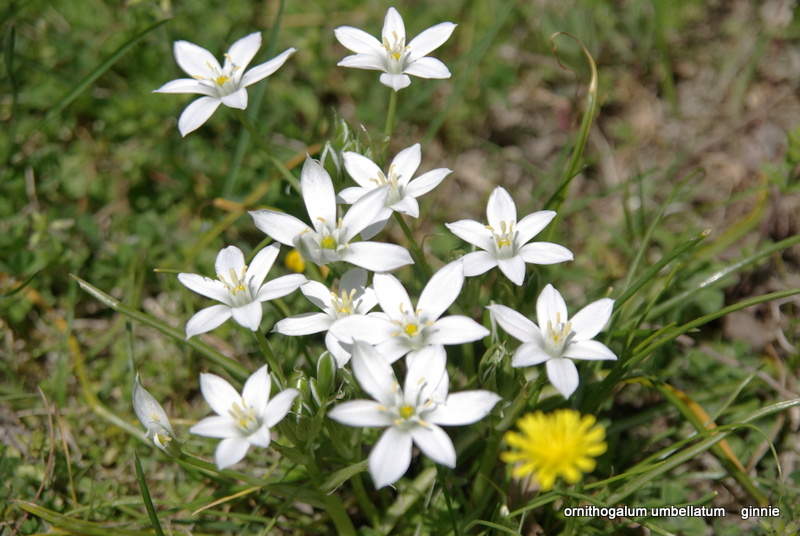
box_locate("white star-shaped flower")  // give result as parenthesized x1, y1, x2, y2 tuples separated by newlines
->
(273, 268, 379, 367)
(334, 7, 456, 91)
(177, 244, 306, 338)
(133, 374, 179, 455)
(338, 144, 451, 238)
(446, 186, 574, 286)
(190, 366, 298, 469)
(153, 32, 295, 136)
(328, 342, 500, 488)
(249, 157, 413, 272)
(487, 284, 617, 398)
(329, 260, 489, 365)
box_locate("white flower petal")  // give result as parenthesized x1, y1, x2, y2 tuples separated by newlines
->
(570, 298, 614, 340)
(406, 22, 457, 61)
(325, 331, 353, 368)
(351, 341, 397, 406)
(343, 152, 384, 189)
(274, 312, 332, 335)
(334, 26, 384, 56)
(374, 273, 413, 318)
(231, 300, 263, 331)
(246, 244, 280, 290)
(247, 425, 272, 448)
(404, 168, 451, 198)
(337, 53, 387, 71)
(173, 40, 220, 77)
(426, 316, 489, 345)
(242, 365, 271, 414)
(337, 186, 369, 204)
(225, 32, 262, 72)
(380, 72, 412, 91)
(546, 358, 580, 398)
(390, 144, 421, 186)
(418, 261, 464, 320)
(403, 56, 451, 79)
(340, 186, 389, 242)
(515, 210, 556, 244)
(256, 273, 306, 301)
(410, 424, 456, 468)
(518, 242, 574, 265)
(496, 256, 527, 286)
(190, 415, 240, 438)
(300, 280, 335, 309)
(220, 87, 248, 109)
(264, 388, 299, 428)
(427, 391, 501, 426)
(249, 209, 310, 246)
(185, 304, 232, 338)
(537, 284, 568, 329)
(153, 78, 215, 96)
(369, 427, 413, 488)
(240, 47, 297, 87)
(382, 7, 406, 44)
(178, 273, 229, 303)
(178, 96, 222, 136)
(215, 246, 246, 279)
(460, 251, 498, 277)
(199, 373, 242, 417)
(214, 437, 251, 469)
(300, 157, 337, 224)
(486, 304, 539, 343)
(340, 267, 368, 293)
(563, 340, 617, 361)
(328, 314, 395, 346)
(446, 220, 495, 252)
(486, 187, 517, 230)
(512, 341, 552, 367)
(346, 242, 413, 271)
(328, 400, 394, 427)
(404, 345, 447, 404)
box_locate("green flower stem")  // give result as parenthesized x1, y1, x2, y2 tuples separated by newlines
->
(303, 455, 358, 536)
(254, 329, 286, 389)
(384, 88, 398, 140)
(232, 109, 301, 194)
(394, 212, 431, 280)
(351, 472, 380, 529)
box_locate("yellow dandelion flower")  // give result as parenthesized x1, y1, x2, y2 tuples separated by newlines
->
(500, 409, 607, 491)
(285, 249, 305, 273)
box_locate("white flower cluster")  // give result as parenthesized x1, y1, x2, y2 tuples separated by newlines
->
(137, 6, 618, 489)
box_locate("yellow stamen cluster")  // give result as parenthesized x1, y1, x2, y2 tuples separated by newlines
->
(487, 220, 516, 249)
(331, 288, 358, 316)
(228, 399, 259, 433)
(218, 265, 248, 295)
(501, 409, 606, 491)
(380, 31, 408, 62)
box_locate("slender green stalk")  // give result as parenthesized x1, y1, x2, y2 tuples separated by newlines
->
(254, 329, 286, 389)
(384, 89, 398, 140)
(133, 452, 166, 536)
(394, 212, 431, 280)
(303, 456, 358, 536)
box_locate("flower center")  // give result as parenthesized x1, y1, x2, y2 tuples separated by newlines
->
(391, 304, 434, 348)
(192, 55, 241, 95)
(331, 288, 358, 317)
(321, 235, 337, 249)
(218, 265, 252, 306)
(399, 405, 415, 419)
(487, 221, 516, 256)
(369, 165, 402, 206)
(228, 399, 260, 435)
(381, 31, 409, 71)
(404, 323, 419, 337)
(545, 313, 575, 356)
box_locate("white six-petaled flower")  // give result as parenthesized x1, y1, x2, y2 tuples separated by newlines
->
(338, 144, 451, 239)
(328, 342, 500, 488)
(249, 157, 414, 272)
(178, 244, 306, 338)
(487, 284, 617, 398)
(273, 268, 379, 367)
(334, 7, 456, 91)
(153, 32, 295, 136)
(446, 186, 574, 286)
(329, 260, 489, 365)
(190, 366, 299, 469)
